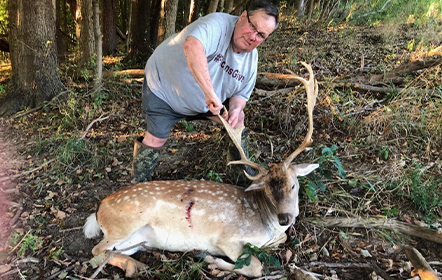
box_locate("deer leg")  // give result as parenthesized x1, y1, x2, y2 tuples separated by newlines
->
(204, 253, 263, 277)
(92, 237, 120, 256)
(106, 252, 149, 277)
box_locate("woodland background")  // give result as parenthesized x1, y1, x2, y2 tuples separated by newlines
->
(0, 0, 442, 279)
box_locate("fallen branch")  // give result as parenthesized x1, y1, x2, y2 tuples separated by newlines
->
(11, 90, 71, 119)
(305, 217, 442, 244)
(403, 245, 441, 280)
(102, 69, 145, 79)
(0, 159, 56, 183)
(80, 113, 113, 139)
(306, 261, 396, 280)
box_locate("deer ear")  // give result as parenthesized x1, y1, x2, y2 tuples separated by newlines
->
(294, 163, 319, 177)
(245, 182, 265, 192)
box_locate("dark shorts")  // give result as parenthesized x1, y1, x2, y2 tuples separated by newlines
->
(142, 80, 228, 139)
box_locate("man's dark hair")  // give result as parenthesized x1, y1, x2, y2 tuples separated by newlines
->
(247, 0, 279, 30)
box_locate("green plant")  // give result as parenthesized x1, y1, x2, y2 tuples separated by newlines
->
(160, 253, 204, 279)
(407, 162, 441, 221)
(48, 246, 63, 259)
(180, 120, 194, 132)
(234, 243, 281, 270)
(377, 146, 389, 160)
(11, 230, 43, 257)
(207, 170, 223, 183)
(319, 145, 346, 179)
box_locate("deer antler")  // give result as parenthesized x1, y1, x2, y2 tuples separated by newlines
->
(217, 113, 267, 181)
(283, 62, 318, 168)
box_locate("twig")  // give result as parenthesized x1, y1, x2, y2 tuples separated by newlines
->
(2, 159, 56, 181)
(0, 269, 19, 278)
(80, 113, 112, 139)
(356, 0, 392, 18)
(9, 202, 23, 226)
(16, 257, 39, 264)
(59, 226, 83, 233)
(253, 273, 288, 280)
(45, 266, 74, 280)
(89, 252, 114, 279)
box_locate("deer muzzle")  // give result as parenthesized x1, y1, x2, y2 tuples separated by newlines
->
(277, 213, 293, 226)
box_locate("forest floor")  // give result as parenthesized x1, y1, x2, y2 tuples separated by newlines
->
(1, 18, 442, 280)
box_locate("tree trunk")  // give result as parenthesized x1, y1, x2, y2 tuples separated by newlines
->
(207, 0, 220, 14)
(157, 0, 179, 44)
(191, 0, 201, 22)
(130, 0, 154, 57)
(297, 0, 306, 18)
(183, 0, 192, 26)
(56, 0, 68, 62)
(93, 0, 102, 86)
(102, 0, 117, 55)
(218, 0, 225, 12)
(1, 0, 64, 117)
(307, 0, 315, 21)
(77, 0, 95, 67)
(225, 0, 234, 13)
(119, 0, 128, 33)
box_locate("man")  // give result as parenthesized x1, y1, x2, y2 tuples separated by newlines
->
(133, 0, 279, 182)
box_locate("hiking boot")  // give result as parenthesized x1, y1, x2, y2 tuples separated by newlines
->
(132, 137, 161, 182)
(228, 129, 255, 187)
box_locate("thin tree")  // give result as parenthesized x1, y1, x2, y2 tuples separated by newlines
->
(207, 0, 220, 14)
(102, 0, 117, 55)
(77, 0, 95, 67)
(93, 0, 102, 86)
(157, 0, 179, 44)
(1, 0, 64, 117)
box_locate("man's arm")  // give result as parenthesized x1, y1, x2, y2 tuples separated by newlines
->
(183, 36, 223, 115)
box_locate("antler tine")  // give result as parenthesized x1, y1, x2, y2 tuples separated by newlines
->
(217, 114, 267, 180)
(283, 62, 319, 168)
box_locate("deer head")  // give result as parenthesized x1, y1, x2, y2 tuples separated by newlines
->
(218, 62, 319, 226)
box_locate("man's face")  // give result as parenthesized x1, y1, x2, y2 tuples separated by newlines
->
(232, 9, 276, 54)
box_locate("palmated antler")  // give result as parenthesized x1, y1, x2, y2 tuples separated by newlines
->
(217, 114, 267, 181)
(282, 62, 318, 168)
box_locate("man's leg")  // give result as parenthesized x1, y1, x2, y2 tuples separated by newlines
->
(132, 133, 167, 183)
(134, 80, 183, 182)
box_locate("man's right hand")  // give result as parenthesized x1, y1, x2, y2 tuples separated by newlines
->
(205, 94, 223, 115)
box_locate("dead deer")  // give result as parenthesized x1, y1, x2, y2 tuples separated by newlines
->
(84, 62, 319, 278)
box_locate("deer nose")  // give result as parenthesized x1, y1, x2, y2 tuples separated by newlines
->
(277, 213, 292, 226)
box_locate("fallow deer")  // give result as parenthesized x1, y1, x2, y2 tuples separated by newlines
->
(84, 62, 319, 278)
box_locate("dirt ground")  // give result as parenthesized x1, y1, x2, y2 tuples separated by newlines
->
(1, 20, 442, 280)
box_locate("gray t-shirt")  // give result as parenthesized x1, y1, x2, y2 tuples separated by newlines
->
(145, 13, 258, 116)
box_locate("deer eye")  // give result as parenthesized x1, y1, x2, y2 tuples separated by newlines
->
(291, 184, 295, 190)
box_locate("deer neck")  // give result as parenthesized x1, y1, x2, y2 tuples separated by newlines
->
(248, 190, 288, 234)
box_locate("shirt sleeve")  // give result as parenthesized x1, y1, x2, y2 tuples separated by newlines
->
(187, 15, 228, 57)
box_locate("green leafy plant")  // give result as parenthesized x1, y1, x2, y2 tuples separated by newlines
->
(207, 170, 223, 183)
(11, 231, 43, 257)
(234, 243, 281, 270)
(319, 144, 346, 179)
(180, 120, 194, 132)
(407, 162, 441, 221)
(48, 246, 63, 259)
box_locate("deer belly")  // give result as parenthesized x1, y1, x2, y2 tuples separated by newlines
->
(114, 224, 225, 256)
